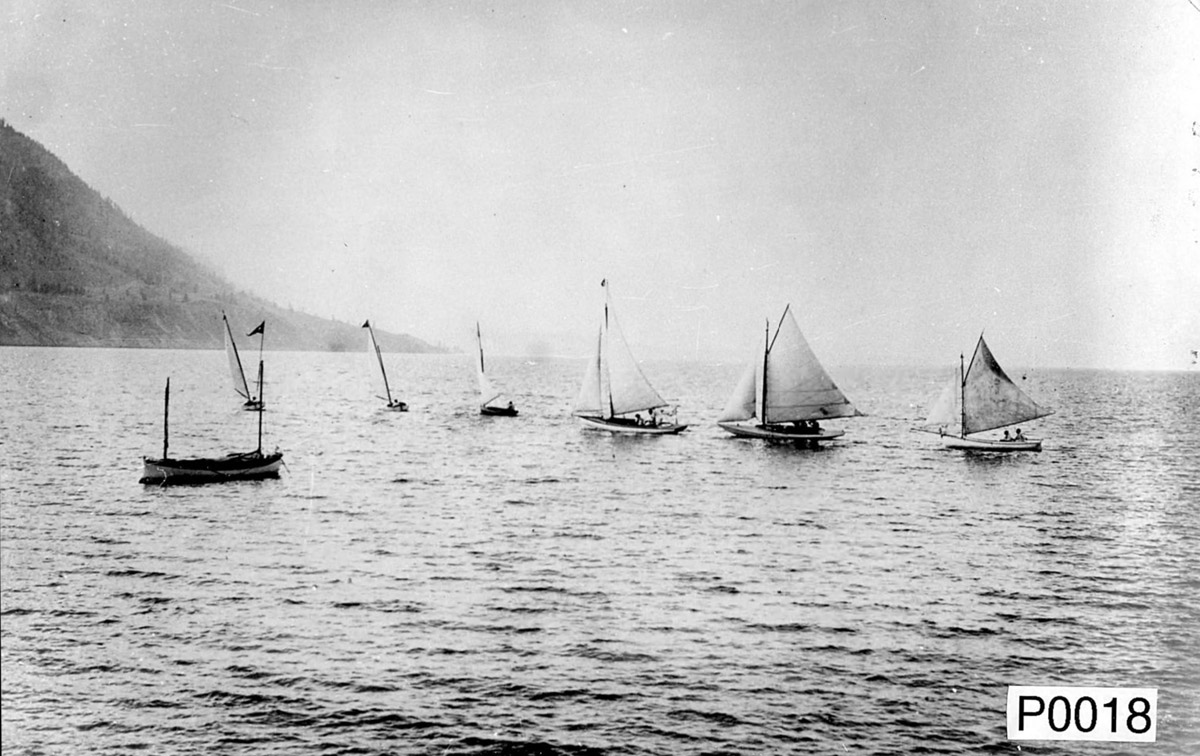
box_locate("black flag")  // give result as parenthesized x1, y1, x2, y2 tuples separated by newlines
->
(247, 321, 265, 337)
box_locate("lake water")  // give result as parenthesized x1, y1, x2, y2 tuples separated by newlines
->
(2, 346, 1197, 755)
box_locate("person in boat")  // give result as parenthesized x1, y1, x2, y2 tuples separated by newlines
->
(635, 414, 644, 426)
(507, 401, 514, 411)
(1014, 428, 1025, 441)
(1003, 430, 1012, 441)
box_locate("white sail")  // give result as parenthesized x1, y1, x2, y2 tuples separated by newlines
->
(573, 282, 668, 419)
(572, 329, 604, 416)
(475, 323, 503, 409)
(961, 336, 1052, 435)
(922, 369, 962, 430)
(761, 307, 859, 424)
(223, 313, 253, 402)
(602, 297, 667, 416)
(363, 320, 394, 404)
(717, 357, 759, 423)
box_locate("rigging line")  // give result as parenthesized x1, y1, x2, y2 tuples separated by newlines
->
(768, 304, 791, 354)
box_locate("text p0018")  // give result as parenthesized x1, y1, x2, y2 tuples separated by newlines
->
(1007, 686, 1157, 742)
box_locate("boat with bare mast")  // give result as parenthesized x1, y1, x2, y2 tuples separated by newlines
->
(140, 355, 283, 485)
(919, 334, 1052, 451)
(717, 304, 861, 445)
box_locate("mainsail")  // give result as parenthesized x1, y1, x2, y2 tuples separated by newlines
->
(961, 336, 1052, 434)
(363, 320, 395, 404)
(573, 281, 667, 419)
(923, 335, 1052, 437)
(223, 312, 253, 403)
(475, 322, 503, 409)
(718, 306, 858, 425)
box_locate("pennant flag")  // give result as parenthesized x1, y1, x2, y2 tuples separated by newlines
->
(362, 320, 370, 328)
(247, 321, 265, 337)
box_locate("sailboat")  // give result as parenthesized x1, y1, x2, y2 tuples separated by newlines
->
(140, 362, 283, 485)
(223, 311, 263, 410)
(920, 334, 1052, 451)
(717, 304, 861, 444)
(362, 320, 408, 411)
(572, 280, 687, 435)
(475, 322, 518, 416)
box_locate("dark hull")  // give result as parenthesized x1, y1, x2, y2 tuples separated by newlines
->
(577, 415, 688, 435)
(481, 405, 518, 417)
(140, 451, 284, 485)
(718, 422, 844, 445)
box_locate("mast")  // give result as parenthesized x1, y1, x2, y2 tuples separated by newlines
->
(476, 322, 485, 375)
(604, 292, 615, 419)
(363, 320, 392, 404)
(369, 322, 394, 404)
(760, 318, 769, 425)
(959, 352, 966, 439)
(256, 361, 264, 454)
(163, 377, 170, 460)
(599, 280, 616, 419)
(256, 325, 265, 399)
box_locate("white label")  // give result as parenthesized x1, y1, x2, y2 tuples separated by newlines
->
(1007, 686, 1157, 741)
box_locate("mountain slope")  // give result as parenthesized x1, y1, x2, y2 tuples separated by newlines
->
(0, 120, 436, 352)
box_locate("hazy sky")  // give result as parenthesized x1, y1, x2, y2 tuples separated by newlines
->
(3, 1, 1197, 369)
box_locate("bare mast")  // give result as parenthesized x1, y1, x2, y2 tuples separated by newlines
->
(256, 361, 264, 455)
(163, 378, 170, 460)
(959, 352, 966, 440)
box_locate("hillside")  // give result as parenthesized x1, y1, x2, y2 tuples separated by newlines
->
(0, 120, 437, 353)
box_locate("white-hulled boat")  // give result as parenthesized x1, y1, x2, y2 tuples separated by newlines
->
(363, 320, 408, 411)
(140, 364, 283, 485)
(476, 322, 518, 416)
(717, 304, 861, 445)
(223, 311, 263, 410)
(919, 334, 1052, 452)
(572, 280, 687, 435)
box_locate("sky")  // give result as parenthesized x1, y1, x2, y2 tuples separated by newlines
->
(3, 0, 1198, 370)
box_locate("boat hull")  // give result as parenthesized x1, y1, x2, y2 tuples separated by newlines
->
(481, 405, 518, 417)
(718, 422, 845, 444)
(941, 435, 1042, 452)
(577, 415, 687, 435)
(140, 451, 284, 485)
(384, 401, 408, 412)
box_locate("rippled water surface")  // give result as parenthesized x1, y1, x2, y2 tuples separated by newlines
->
(2, 347, 1197, 755)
